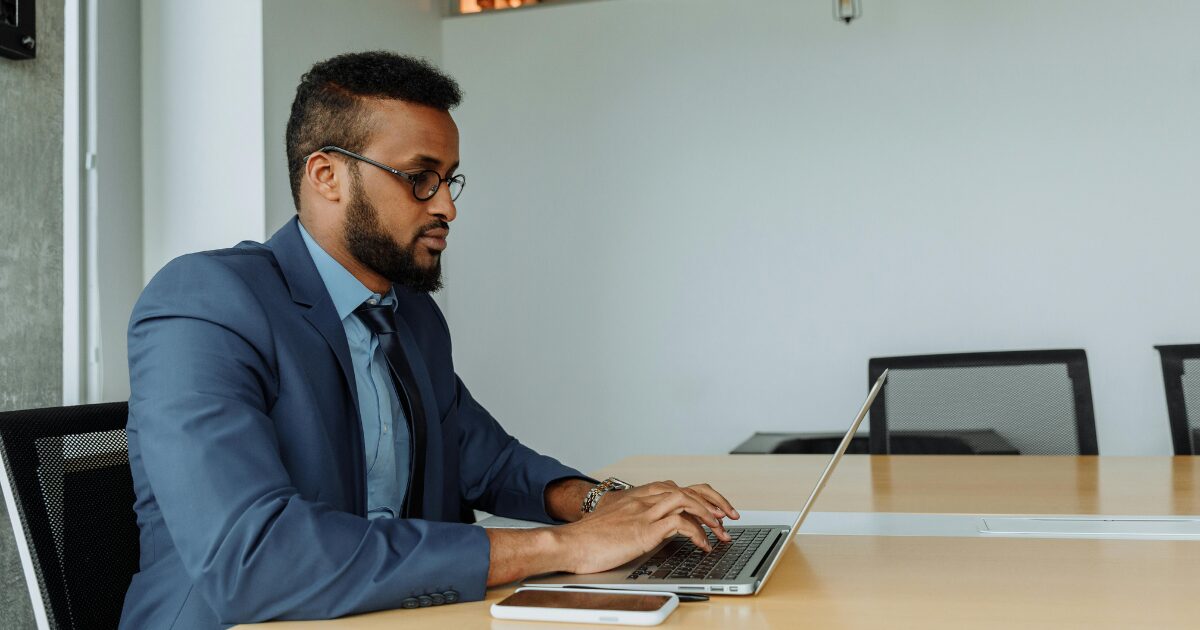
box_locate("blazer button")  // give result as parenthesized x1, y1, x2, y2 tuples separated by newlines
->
(442, 590, 459, 604)
(418, 595, 433, 607)
(401, 597, 419, 609)
(430, 593, 445, 605)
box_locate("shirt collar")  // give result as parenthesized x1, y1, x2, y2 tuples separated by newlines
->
(298, 221, 395, 321)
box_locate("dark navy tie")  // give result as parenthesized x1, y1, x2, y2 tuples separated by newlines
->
(354, 302, 427, 519)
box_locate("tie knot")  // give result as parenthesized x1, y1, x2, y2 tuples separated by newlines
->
(354, 302, 397, 336)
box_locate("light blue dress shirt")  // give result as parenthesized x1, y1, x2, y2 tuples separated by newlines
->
(299, 223, 410, 519)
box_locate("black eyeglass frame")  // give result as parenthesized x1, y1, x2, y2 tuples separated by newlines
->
(311, 145, 465, 202)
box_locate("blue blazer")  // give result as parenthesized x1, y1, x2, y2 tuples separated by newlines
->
(121, 217, 585, 629)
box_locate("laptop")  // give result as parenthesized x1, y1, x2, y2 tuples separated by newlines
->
(522, 369, 889, 595)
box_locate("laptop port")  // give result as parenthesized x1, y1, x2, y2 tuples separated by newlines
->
(710, 586, 724, 592)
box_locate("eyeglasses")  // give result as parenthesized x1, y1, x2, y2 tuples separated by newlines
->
(313, 145, 466, 202)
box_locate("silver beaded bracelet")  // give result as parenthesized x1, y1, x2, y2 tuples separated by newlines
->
(581, 477, 632, 513)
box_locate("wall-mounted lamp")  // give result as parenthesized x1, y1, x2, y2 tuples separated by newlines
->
(834, 0, 861, 25)
(1, 0, 36, 60)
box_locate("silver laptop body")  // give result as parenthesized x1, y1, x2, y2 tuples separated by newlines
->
(523, 370, 889, 595)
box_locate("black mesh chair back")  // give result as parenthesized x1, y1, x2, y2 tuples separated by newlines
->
(867, 350, 1098, 455)
(768, 429, 1018, 455)
(772, 435, 871, 454)
(0, 403, 138, 630)
(1154, 344, 1200, 455)
(883, 433, 976, 455)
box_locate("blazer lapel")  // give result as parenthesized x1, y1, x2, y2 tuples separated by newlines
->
(267, 218, 366, 510)
(268, 218, 359, 404)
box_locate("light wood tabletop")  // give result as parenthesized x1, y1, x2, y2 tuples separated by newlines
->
(244, 456, 1200, 629)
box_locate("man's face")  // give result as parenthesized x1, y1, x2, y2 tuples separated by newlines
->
(343, 100, 460, 293)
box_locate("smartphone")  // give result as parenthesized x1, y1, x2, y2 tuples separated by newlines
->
(490, 587, 679, 626)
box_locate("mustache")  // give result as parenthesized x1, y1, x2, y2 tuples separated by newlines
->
(419, 220, 450, 236)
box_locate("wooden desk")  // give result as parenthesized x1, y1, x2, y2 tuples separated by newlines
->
(246, 456, 1199, 629)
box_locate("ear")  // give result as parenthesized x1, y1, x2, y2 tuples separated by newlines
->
(304, 151, 343, 203)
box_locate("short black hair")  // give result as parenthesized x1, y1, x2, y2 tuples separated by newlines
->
(285, 51, 463, 209)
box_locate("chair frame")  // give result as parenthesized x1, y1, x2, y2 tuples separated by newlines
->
(1154, 344, 1200, 456)
(0, 402, 131, 630)
(867, 350, 1098, 455)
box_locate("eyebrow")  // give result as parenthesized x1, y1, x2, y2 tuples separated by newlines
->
(404, 154, 459, 173)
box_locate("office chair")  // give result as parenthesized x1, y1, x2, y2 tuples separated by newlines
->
(766, 429, 1019, 455)
(0, 402, 138, 630)
(1154, 344, 1200, 455)
(771, 435, 871, 454)
(867, 350, 1099, 455)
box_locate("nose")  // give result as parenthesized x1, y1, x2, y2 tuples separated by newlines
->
(427, 182, 457, 223)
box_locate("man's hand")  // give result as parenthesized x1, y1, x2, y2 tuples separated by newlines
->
(488, 478, 739, 585)
(554, 482, 740, 574)
(590, 480, 740, 526)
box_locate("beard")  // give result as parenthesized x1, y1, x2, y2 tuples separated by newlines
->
(343, 171, 446, 294)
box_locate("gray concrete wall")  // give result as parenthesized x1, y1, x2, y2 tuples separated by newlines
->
(0, 0, 66, 625)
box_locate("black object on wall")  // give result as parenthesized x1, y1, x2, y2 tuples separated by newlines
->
(0, 0, 36, 60)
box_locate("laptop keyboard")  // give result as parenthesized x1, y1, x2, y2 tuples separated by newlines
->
(626, 527, 774, 581)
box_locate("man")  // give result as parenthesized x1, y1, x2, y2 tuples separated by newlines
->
(121, 52, 739, 628)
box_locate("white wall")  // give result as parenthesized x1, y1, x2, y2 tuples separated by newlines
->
(134, 1, 444, 400)
(141, 0, 266, 282)
(441, 0, 1200, 472)
(262, 0, 443, 237)
(93, 0, 142, 403)
(142, 0, 443, 275)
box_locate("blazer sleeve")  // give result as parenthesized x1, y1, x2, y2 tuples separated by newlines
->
(452, 377, 595, 522)
(128, 254, 490, 624)
(420, 296, 595, 522)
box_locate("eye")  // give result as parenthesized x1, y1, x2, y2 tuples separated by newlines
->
(412, 171, 441, 198)
(424, 173, 440, 193)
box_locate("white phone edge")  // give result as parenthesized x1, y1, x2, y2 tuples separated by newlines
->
(490, 587, 680, 626)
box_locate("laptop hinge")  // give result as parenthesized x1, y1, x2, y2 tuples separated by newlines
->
(749, 532, 783, 578)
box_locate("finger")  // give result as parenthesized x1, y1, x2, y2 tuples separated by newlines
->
(643, 490, 718, 526)
(675, 493, 729, 537)
(641, 482, 738, 521)
(679, 491, 730, 540)
(656, 513, 711, 552)
(644, 490, 729, 539)
(686, 483, 740, 519)
(681, 487, 726, 518)
(624, 481, 674, 498)
(685, 512, 729, 545)
(670, 490, 731, 541)
(640, 491, 685, 521)
(648, 480, 679, 494)
(697, 513, 731, 543)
